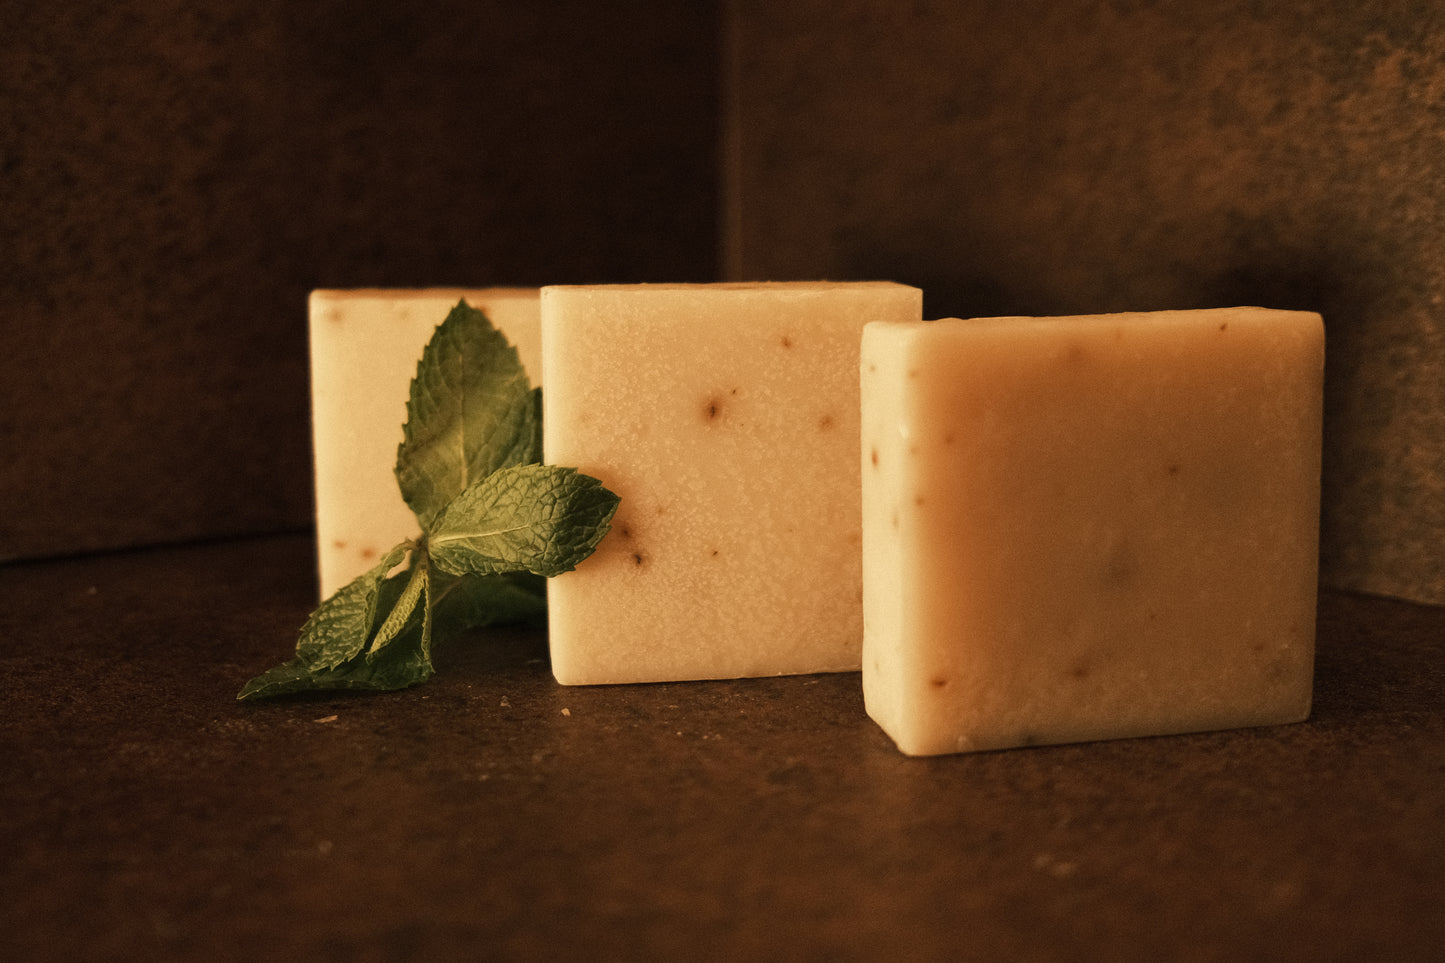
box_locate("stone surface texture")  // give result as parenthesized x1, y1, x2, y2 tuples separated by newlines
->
(1, 535, 1441, 960)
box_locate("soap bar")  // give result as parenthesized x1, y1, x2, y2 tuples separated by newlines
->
(543, 281, 923, 684)
(309, 288, 541, 598)
(861, 307, 1324, 755)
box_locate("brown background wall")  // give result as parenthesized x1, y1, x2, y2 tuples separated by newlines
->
(1, 0, 720, 562)
(727, 0, 1444, 606)
(4, 1, 1442, 606)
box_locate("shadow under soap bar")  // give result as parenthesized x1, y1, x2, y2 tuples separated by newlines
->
(309, 288, 541, 598)
(861, 307, 1324, 755)
(543, 281, 923, 684)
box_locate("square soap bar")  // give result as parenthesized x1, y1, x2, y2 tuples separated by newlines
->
(543, 281, 923, 684)
(861, 307, 1324, 755)
(309, 288, 541, 598)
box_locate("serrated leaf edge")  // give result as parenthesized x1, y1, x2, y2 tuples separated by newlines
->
(394, 300, 536, 532)
(296, 541, 411, 671)
(366, 547, 429, 662)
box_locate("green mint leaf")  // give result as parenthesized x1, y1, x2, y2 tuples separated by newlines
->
(427, 464, 620, 578)
(395, 300, 540, 532)
(295, 542, 411, 671)
(431, 570, 548, 635)
(367, 546, 429, 660)
(238, 546, 434, 701)
(236, 615, 434, 700)
(237, 568, 544, 701)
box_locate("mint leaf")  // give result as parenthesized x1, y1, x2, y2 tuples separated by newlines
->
(428, 464, 620, 578)
(239, 549, 437, 700)
(237, 562, 545, 702)
(395, 301, 540, 531)
(430, 570, 547, 633)
(367, 546, 429, 660)
(294, 542, 410, 671)
(236, 613, 434, 700)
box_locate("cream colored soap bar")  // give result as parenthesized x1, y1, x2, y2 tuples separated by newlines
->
(309, 288, 541, 598)
(543, 281, 923, 684)
(861, 307, 1324, 755)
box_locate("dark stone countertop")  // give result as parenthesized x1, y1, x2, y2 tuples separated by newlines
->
(2, 534, 1441, 961)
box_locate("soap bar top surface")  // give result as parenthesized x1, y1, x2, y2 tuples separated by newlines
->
(543, 281, 923, 684)
(861, 307, 1324, 755)
(309, 288, 541, 598)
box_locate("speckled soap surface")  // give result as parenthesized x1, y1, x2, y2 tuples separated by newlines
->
(543, 282, 922, 684)
(309, 289, 542, 597)
(862, 308, 1324, 755)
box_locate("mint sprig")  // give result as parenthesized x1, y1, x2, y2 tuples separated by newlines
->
(238, 300, 618, 701)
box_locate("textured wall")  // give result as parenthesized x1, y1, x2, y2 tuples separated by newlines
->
(2, 0, 719, 561)
(8, 1, 1441, 606)
(726, 0, 1444, 604)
